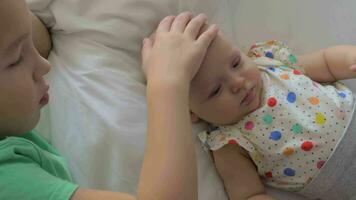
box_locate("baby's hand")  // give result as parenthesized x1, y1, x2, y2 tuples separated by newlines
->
(347, 49, 356, 72)
(141, 12, 218, 85)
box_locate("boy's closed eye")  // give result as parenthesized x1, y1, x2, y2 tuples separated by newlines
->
(8, 55, 23, 67)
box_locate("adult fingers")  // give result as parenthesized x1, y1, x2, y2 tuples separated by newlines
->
(156, 15, 175, 33)
(170, 12, 192, 33)
(184, 13, 207, 39)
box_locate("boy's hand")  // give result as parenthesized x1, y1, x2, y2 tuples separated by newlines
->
(141, 12, 218, 85)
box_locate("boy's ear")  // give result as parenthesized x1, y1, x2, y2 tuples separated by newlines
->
(190, 111, 200, 123)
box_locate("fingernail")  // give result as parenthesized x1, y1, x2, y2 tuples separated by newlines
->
(199, 13, 207, 19)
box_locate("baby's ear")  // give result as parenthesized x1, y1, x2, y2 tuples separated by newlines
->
(190, 111, 200, 123)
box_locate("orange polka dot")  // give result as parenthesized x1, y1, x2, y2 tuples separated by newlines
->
(266, 40, 275, 45)
(280, 74, 289, 80)
(308, 97, 320, 105)
(283, 147, 295, 156)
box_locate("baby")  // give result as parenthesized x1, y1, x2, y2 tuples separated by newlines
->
(189, 31, 356, 199)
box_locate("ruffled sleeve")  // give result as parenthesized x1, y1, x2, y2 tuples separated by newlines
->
(198, 125, 256, 153)
(248, 40, 304, 72)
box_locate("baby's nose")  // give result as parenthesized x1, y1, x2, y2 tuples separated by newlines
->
(230, 76, 244, 93)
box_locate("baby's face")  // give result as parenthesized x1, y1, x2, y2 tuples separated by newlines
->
(0, 0, 50, 136)
(190, 33, 263, 125)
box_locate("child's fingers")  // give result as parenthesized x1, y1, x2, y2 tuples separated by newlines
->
(156, 15, 175, 33)
(171, 12, 192, 33)
(184, 13, 207, 39)
(197, 24, 219, 48)
(141, 37, 152, 64)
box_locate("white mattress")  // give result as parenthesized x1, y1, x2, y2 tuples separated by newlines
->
(28, 0, 356, 199)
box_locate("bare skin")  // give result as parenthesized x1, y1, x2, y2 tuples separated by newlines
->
(188, 31, 356, 199)
(0, 1, 218, 199)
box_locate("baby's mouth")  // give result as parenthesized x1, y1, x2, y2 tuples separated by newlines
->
(241, 86, 255, 106)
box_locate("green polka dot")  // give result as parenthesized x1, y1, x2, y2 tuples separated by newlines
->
(263, 114, 273, 125)
(288, 54, 298, 64)
(292, 123, 302, 134)
(280, 65, 289, 70)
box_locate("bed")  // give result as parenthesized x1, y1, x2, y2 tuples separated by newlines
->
(28, 0, 356, 199)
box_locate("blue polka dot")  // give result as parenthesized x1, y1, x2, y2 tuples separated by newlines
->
(269, 131, 282, 141)
(284, 168, 296, 176)
(265, 51, 274, 58)
(268, 67, 276, 72)
(287, 92, 297, 103)
(338, 92, 346, 98)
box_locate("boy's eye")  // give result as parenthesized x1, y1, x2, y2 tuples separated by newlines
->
(8, 56, 22, 67)
(208, 85, 221, 98)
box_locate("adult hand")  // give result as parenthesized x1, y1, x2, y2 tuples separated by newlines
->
(141, 12, 218, 85)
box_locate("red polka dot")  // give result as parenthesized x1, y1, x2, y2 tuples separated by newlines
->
(317, 161, 325, 169)
(267, 97, 277, 107)
(244, 121, 254, 130)
(293, 70, 302, 75)
(228, 139, 238, 145)
(301, 141, 314, 151)
(265, 171, 273, 178)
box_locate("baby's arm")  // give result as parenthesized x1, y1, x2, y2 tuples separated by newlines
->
(297, 45, 356, 82)
(213, 144, 275, 200)
(31, 12, 52, 58)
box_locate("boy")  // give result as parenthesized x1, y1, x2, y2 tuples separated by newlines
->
(0, 1, 218, 199)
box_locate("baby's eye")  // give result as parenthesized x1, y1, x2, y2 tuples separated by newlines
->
(209, 85, 221, 98)
(232, 54, 242, 69)
(232, 59, 242, 69)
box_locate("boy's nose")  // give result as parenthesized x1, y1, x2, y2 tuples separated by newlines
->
(34, 55, 51, 82)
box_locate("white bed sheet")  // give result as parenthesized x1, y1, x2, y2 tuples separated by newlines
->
(28, 0, 356, 199)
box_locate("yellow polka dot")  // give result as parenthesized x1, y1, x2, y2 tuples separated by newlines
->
(283, 147, 295, 156)
(280, 74, 289, 80)
(308, 97, 320, 105)
(219, 135, 226, 142)
(251, 151, 261, 161)
(315, 113, 326, 125)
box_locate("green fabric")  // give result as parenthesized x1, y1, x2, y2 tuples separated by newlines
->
(0, 131, 78, 200)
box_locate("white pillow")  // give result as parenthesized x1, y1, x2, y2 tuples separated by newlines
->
(28, 0, 230, 199)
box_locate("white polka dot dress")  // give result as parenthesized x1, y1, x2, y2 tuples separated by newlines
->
(198, 40, 355, 191)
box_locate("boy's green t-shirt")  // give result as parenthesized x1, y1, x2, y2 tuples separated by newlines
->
(0, 131, 78, 200)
